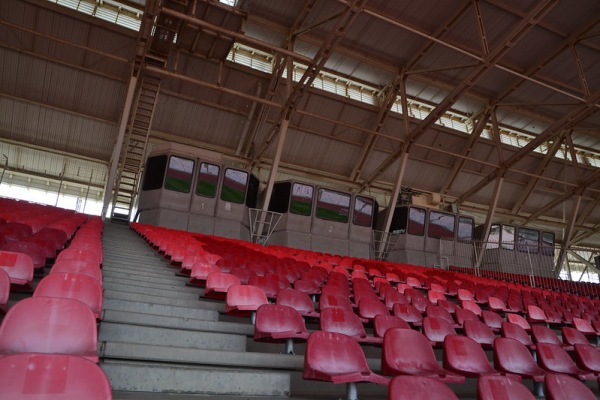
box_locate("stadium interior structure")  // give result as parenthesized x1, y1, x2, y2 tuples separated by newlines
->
(1, 0, 600, 398)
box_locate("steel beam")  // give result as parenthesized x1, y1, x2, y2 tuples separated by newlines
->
(556, 194, 582, 273)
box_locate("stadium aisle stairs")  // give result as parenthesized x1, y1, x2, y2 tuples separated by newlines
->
(99, 222, 390, 400)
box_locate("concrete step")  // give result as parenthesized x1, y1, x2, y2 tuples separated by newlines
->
(99, 322, 246, 351)
(103, 289, 223, 311)
(102, 278, 200, 296)
(102, 270, 187, 287)
(102, 360, 291, 397)
(102, 309, 253, 336)
(102, 281, 200, 300)
(102, 299, 219, 322)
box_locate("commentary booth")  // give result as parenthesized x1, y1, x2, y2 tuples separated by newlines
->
(380, 205, 474, 268)
(475, 223, 556, 277)
(137, 143, 258, 240)
(267, 181, 377, 257)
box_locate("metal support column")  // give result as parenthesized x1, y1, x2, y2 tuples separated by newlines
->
(556, 194, 582, 277)
(475, 177, 504, 272)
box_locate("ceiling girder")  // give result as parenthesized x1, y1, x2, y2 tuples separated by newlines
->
(509, 131, 567, 215)
(441, 107, 491, 194)
(456, 88, 600, 205)
(350, 74, 404, 181)
(358, 0, 558, 190)
(249, 0, 368, 168)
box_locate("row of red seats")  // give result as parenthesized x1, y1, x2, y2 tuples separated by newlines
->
(131, 223, 599, 399)
(0, 210, 111, 399)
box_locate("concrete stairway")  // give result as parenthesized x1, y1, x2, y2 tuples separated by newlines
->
(99, 223, 390, 399)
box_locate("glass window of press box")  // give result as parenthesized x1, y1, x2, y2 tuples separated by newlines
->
(315, 188, 350, 223)
(269, 182, 314, 216)
(457, 216, 474, 242)
(485, 224, 515, 250)
(541, 232, 555, 256)
(164, 156, 195, 193)
(142, 155, 168, 191)
(353, 195, 376, 227)
(517, 227, 540, 254)
(221, 168, 249, 204)
(196, 162, 220, 198)
(391, 206, 426, 236)
(428, 211, 455, 240)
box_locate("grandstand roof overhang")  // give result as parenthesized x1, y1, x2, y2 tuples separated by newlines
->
(1, 0, 600, 249)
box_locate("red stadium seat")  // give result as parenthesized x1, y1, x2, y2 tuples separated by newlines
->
(463, 319, 496, 348)
(388, 375, 459, 400)
(254, 304, 309, 354)
(501, 322, 534, 350)
(1, 241, 46, 270)
(276, 288, 319, 318)
(0, 250, 34, 290)
(225, 284, 268, 319)
(531, 325, 571, 350)
(55, 248, 101, 269)
(477, 375, 536, 400)
(320, 307, 381, 345)
(493, 337, 546, 396)
(573, 343, 600, 375)
(455, 306, 479, 326)
(303, 331, 390, 400)
(507, 313, 531, 331)
(562, 326, 593, 347)
(381, 328, 464, 383)
(293, 279, 321, 296)
(373, 315, 410, 338)
(189, 262, 221, 287)
(526, 305, 548, 325)
(357, 297, 390, 321)
(0, 297, 98, 362)
(461, 300, 482, 317)
(544, 373, 597, 400)
(392, 303, 423, 327)
(50, 259, 102, 284)
(204, 272, 241, 299)
(320, 293, 354, 311)
(423, 316, 457, 347)
(482, 310, 503, 332)
(536, 343, 596, 381)
(0, 353, 112, 399)
(443, 335, 513, 379)
(384, 289, 409, 309)
(33, 272, 103, 319)
(572, 317, 600, 346)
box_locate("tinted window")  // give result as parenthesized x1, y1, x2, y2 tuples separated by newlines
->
(245, 174, 259, 208)
(221, 168, 248, 204)
(290, 183, 313, 216)
(502, 225, 515, 250)
(315, 188, 350, 223)
(407, 207, 426, 236)
(142, 155, 167, 191)
(541, 232, 555, 256)
(269, 182, 291, 213)
(196, 162, 220, 198)
(457, 216, 474, 242)
(390, 206, 408, 234)
(165, 156, 194, 193)
(428, 211, 455, 239)
(353, 196, 375, 227)
(486, 224, 501, 249)
(517, 227, 539, 254)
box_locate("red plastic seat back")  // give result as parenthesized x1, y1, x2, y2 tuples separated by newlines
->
(389, 375, 459, 400)
(393, 303, 423, 325)
(373, 315, 409, 338)
(0, 297, 98, 361)
(537, 343, 584, 375)
(544, 373, 597, 400)
(463, 320, 495, 347)
(423, 316, 456, 344)
(531, 325, 562, 346)
(443, 335, 496, 377)
(276, 288, 317, 317)
(225, 284, 268, 314)
(477, 375, 535, 400)
(501, 322, 533, 348)
(33, 272, 103, 319)
(493, 337, 545, 377)
(320, 307, 367, 339)
(254, 304, 309, 341)
(382, 328, 440, 376)
(507, 313, 531, 331)
(0, 269, 9, 313)
(562, 327, 591, 346)
(50, 259, 102, 284)
(0, 250, 34, 287)
(358, 297, 389, 320)
(0, 353, 112, 399)
(481, 310, 503, 331)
